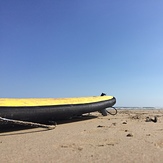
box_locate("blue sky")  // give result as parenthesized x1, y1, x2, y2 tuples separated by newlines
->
(1, 0, 163, 107)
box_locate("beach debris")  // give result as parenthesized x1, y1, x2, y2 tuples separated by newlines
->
(126, 133, 133, 137)
(97, 143, 115, 147)
(61, 145, 69, 148)
(125, 130, 128, 132)
(97, 125, 105, 128)
(145, 117, 150, 122)
(78, 147, 83, 151)
(112, 122, 116, 126)
(152, 116, 157, 123)
(122, 121, 127, 124)
(145, 116, 157, 123)
(131, 115, 140, 120)
(107, 143, 115, 146)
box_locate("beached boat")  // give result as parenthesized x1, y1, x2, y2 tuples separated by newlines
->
(0, 95, 116, 124)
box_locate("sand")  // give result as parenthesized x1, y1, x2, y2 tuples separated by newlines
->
(1, 109, 163, 163)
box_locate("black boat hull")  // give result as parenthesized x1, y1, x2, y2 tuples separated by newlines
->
(0, 97, 116, 122)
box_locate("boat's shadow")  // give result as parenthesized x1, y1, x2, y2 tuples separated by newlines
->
(0, 114, 97, 136)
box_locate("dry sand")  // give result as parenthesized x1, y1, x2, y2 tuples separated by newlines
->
(1, 109, 163, 163)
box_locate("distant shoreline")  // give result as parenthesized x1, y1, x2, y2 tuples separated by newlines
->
(116, 107, 163, 110)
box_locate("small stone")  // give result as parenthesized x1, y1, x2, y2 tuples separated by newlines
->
(126, 133, 133, 137)
(132, 115, 140, 119)
(145, 117, 151, 122)
(125, 130, 128, 132)
(112, 123, 116, 126)
(78, 147, 83, 151)
(122, 122, 127, 124)
(61, 145, 68, 148)
(97, 125, 105, 128)
(107, 143, 114, 146)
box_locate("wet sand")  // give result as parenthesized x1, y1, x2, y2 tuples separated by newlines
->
(1, 109, 163, 163)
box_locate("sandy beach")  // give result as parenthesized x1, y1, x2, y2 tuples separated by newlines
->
(1, 109, 163, 163)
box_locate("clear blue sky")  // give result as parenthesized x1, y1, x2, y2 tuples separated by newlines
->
(1, 0, 163, 107)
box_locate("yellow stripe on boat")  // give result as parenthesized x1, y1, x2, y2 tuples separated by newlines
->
(0, 96, 113, 107)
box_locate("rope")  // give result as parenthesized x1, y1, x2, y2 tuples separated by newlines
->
(106, 107, 117, 115)
(0, 117, 57, 130)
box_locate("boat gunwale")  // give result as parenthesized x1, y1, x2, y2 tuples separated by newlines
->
(0, 97, 116, 108)
(0, 96, 115, 107)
